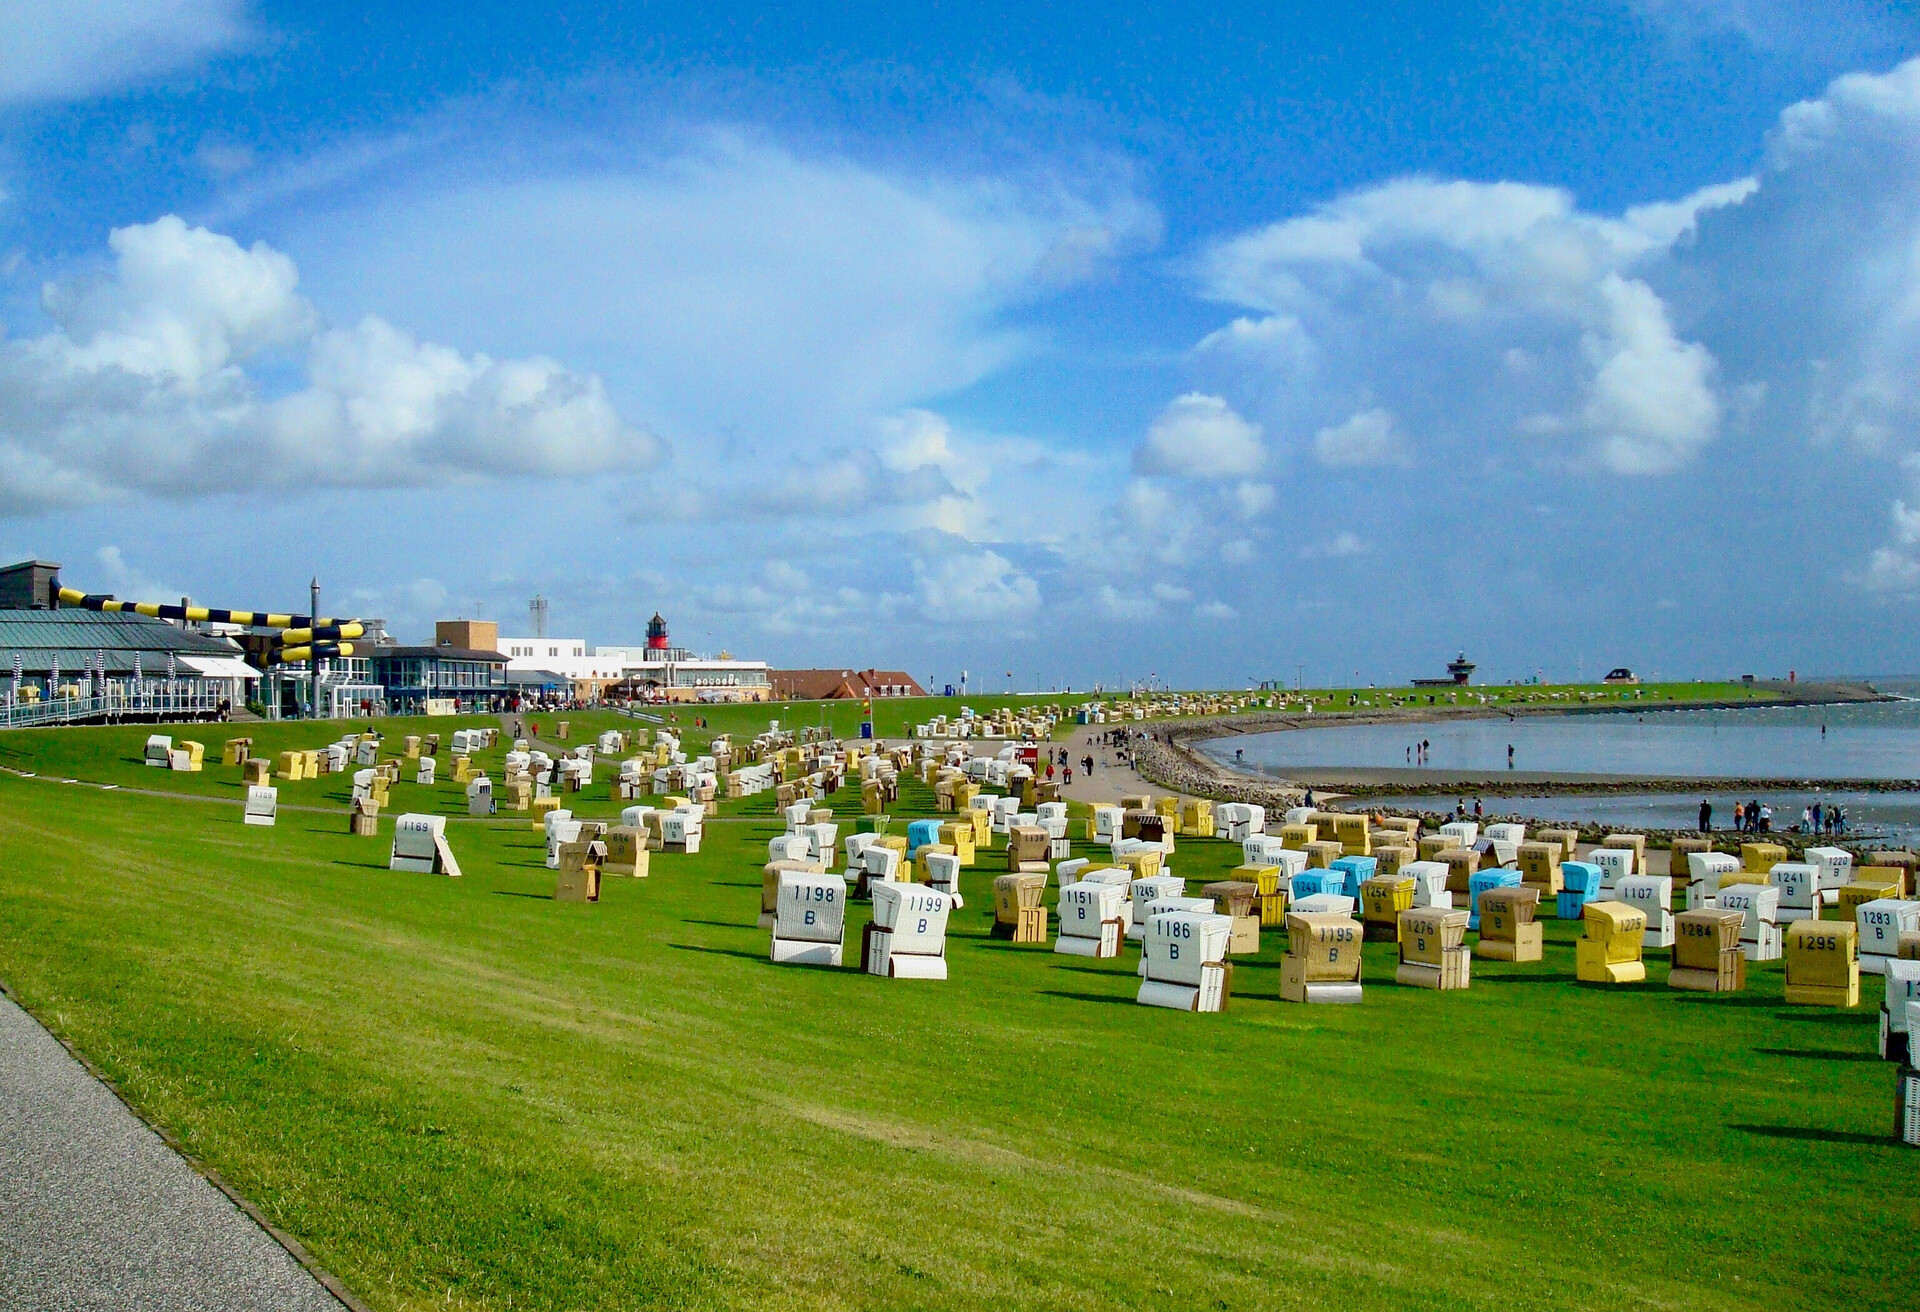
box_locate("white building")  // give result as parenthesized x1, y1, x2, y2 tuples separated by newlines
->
(496, 636, 626, 684)
(495, 635, 770, 702)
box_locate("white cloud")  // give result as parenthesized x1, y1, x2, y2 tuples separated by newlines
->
(45, 215, 315, 384)
(0, 215, 655, 512)
(1302, 531, 1367, 559)
(92, 544, 182, 602)
(0, 0, 248, 104)
(262, 131, 1158, 454)
(1580, 275, 1720, 473)
(1134, 392, 1266, 478)
(1313, 408, 1411, 468)
(1198, 176, 1738, 476)
(1095, 583, 1157, 621)
(913, 549, 1040, 624)
(1667, 59, 1920, 591)
(1195, 600, 1237, 621)
(763, 559, 810, 593)
(1232, 481, 1275, 517)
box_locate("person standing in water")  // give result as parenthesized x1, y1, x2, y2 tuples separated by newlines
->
(1698, 799, 1712, 832)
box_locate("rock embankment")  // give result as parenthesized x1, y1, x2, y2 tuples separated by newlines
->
(1129, 734, 1309, 809)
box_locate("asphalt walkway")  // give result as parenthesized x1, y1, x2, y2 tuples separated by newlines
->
(0, 989, 346, 1312)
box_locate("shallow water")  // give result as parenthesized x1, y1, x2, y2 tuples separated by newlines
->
(1202, 699, 1920, 780)
(1358, 790, 1919, 846)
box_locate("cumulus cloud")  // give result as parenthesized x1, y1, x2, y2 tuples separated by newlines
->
(1095, 583, 1157, 621)
(1199, 175, 1744, 476)
(262, 131, 1160, 451)
(913, 549, 1041, 623)
(1302, 531, 1367, 559)
(1667, 59, 1920, 590)
(1135, 392, 1266, 478)
(1580, 275, 1721, 473)
(1231, 481, 1275, 517)
(92, 544, 183, 603)
(0, 0, 248, 103)
(0, 215, 655, 512)
(1313, 408, 1410, 468)
(1184, 55, 1920, 611)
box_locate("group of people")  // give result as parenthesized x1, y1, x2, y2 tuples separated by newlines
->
(1695, 798, 1848, 835)
(1800, 800, 1849, 835)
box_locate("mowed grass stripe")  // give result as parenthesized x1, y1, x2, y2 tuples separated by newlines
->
(0, 767, 1913, 1310)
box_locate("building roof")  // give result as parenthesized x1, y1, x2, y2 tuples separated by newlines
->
(179, 655, 262, 682)
(373, 646, 508, 663)
(0, 610, 244, 673)
(769, 668, 928, 699)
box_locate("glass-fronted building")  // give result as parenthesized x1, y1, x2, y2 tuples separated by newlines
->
(371, 646, 509, 713)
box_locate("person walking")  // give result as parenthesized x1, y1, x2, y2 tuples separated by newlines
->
(1698, 799, 1712, 832)
(1507, 743, 1515, 768)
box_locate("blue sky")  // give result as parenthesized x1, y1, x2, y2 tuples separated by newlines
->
(3, 1, 1920, 690)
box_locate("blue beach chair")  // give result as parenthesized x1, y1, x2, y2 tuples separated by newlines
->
(1290, 871, 1331, 901)
(1558, 862, 1604, 921)
(906, 818, 943, 857)
(1329, 855, 1378, 901)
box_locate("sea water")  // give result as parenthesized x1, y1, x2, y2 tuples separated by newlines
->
(1204, 700, 1920, 780)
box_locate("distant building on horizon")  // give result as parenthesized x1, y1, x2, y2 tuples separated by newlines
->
(441, 612, 771, 703)
(1412, 651, 1476, 687)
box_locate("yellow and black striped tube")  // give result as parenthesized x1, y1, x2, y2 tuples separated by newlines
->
(268, 642, 355, 666)
(58, 587, 353, 631)
(276, 623, 365, 644)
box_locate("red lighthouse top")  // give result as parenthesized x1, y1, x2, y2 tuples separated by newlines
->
(646, 612, 669, 650)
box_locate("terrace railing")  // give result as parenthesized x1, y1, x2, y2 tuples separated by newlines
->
(0, 684, 226, 730)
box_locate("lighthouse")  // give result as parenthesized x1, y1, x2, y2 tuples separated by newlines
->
(646, 612, 670, 652)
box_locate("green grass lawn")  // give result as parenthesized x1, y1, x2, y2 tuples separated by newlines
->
(2, 726, 1912, 1310)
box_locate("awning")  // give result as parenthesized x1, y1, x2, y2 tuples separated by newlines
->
(179, 656, 262, 681)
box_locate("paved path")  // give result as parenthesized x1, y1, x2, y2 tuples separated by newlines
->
(1046, 727, 1195, 808)
(0, 990, 347, 1312)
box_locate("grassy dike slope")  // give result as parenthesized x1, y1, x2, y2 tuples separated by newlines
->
(0, 733, 1913, 1310)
